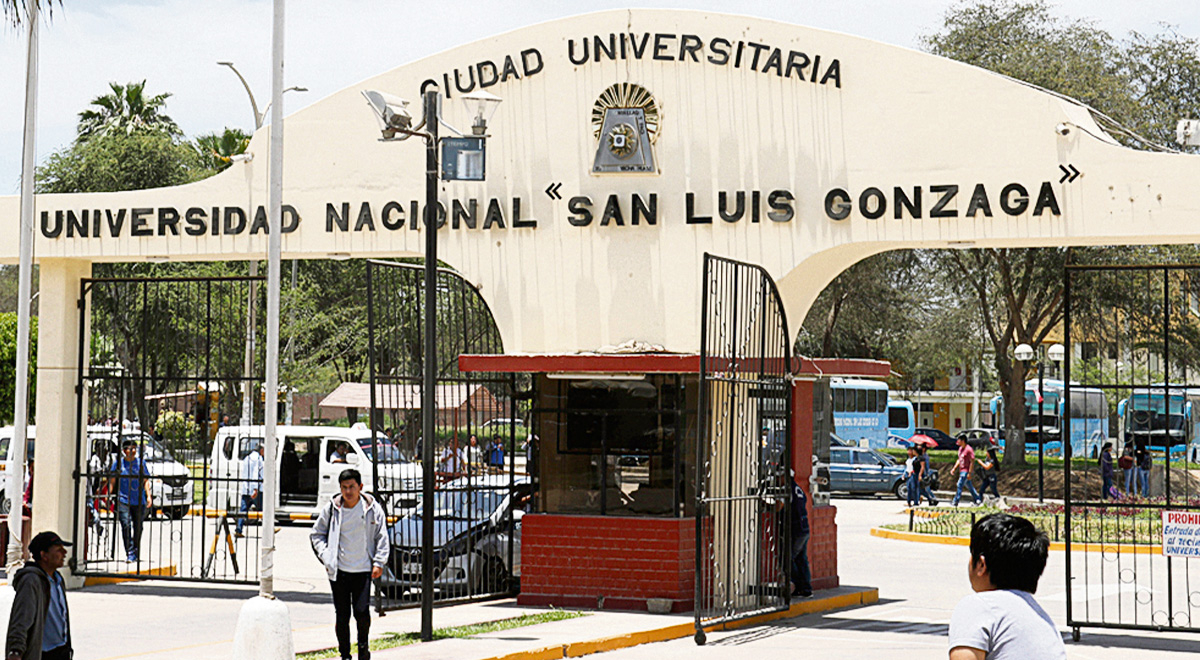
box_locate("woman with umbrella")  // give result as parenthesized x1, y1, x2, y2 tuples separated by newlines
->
(911, 437, 939, 506)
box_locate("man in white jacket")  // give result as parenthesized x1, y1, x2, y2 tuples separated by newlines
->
(310, 469, 390, 660)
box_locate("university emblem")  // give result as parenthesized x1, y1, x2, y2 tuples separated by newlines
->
(591, 83, 660, 175)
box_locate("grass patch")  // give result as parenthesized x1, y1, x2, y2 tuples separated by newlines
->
(296, 609, 588, 660)
(884, 502, 1183, 545)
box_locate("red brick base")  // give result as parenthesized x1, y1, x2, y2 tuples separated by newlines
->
(810, 504, 839, 590)
(518, 514, 695, 612)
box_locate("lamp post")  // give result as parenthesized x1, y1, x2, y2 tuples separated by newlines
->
(363, 84, 500, 642)
(1016, 342, 1065, 502)
(217, 61, 306, 427)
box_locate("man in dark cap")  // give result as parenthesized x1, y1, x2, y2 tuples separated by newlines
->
(5, 531, 73, 660)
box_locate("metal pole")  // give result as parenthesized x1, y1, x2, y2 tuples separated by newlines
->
(7, 1, 38, 573)
(243, 261, 258, 426)
(1038, 361, 1045, 503)
(420, 87, 440, 643)
(260, 0, 285, 599)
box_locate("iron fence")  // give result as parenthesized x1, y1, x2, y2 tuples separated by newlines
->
(365, 260, 528, 612)
(695, 253, 792, 643)
(1065, 264, 1200, 638)
(74, 276, 265, 583)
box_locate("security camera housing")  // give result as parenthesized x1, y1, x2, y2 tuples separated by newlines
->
(362, 90, 414, 140)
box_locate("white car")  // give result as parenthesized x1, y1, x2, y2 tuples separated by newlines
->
(0, 425, 35, 514)
(208, 424, 422, 519)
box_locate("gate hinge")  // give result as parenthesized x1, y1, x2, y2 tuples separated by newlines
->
(74, 384, 82, 395)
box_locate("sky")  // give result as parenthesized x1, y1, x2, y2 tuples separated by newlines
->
(1, 0, 1199, 195)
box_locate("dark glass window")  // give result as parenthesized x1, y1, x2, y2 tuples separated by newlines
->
(533, 374, 694, 517)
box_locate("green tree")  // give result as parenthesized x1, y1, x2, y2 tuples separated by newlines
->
(194, 128, 250, 173)
(0, 313, 37, 425)
(921, 1, 1200, 465)
(36, 130, 205, 194)
(77, 80, 181, 142)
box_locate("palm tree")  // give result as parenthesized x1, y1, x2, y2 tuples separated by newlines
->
(194, 128, 250, 173)
(2, 1, 60, 25)
(77, 80, 182, 141)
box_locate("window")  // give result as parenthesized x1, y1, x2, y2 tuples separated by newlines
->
(856, 389, 867, 413)
(534, 374, 695, 517)
(888, 406, 909, 428)
(834, 387, 845, 412)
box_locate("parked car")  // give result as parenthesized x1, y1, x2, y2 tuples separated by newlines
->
(915, 427, 958, 450)
(0, 426, 35, 515)
(87, 426, 195, 520)
(829, 446, 909, 500)
(956, 428, 1001, 448)
(380, 475, 534, 598)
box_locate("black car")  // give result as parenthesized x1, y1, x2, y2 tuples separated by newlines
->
(915, 427, 958, 450)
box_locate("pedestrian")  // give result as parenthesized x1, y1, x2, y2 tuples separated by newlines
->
(953, 436, 982, 507)
(1099, 442, 1116, 500)
(916, 445, 939, 506)
(465, 435, 481, 472)
(948, 513, 1065, 660)
(523, 434, 540, 480)
(976, 446, 1000, 500)
(488, 436, 505, 470)
(5, 531, 74, 660)
(236, 442, 265, 537)
(1119, 441, 1135, 495)
(1135, 444, 1151, 497)
(310, 469, 390, 660)
(789, 472, 812, 598)
(108, 440, 151, 562)
(904, 446, 919, 507)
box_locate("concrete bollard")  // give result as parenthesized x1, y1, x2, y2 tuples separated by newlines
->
(232, 595, 295, 660)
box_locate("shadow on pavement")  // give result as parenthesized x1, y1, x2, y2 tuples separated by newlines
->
(83, 582, 334, 605)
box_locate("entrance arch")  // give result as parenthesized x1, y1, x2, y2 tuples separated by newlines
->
(4, 7, 1200, 583)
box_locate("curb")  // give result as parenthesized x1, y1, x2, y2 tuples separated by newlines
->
(870, 527, 1162, 554)
(475, 587, 878, 660)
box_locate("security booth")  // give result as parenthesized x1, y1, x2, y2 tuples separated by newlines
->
(459, 352, 889, 613)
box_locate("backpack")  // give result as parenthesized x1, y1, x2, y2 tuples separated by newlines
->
(1118, 454, 1134, 470)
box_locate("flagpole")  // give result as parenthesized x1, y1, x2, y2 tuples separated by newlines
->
(7, 0, 39, 574)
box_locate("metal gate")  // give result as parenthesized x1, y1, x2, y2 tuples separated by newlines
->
(695, 253, 792, 643)
(74, 275, 264, 583)
(365, 260, 527, 612)
(1064, 264, 1200, 638)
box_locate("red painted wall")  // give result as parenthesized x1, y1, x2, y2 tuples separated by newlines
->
(518, 514, 695, 612)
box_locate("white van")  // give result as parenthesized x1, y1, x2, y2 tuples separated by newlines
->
(0, 425, 35, 514)
(86, 424, 196, 519)
(209, 424, 421, 519)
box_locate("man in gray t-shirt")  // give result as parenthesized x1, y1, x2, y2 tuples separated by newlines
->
(948, 513, 1065, 660)
(311, 468, 390, 660)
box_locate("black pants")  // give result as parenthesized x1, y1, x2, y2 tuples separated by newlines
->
(791, 529, 812, 596)
(43, 644, 71, 660)
(331, 570, 372, 660)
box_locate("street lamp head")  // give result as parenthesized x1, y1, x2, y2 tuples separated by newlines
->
(1048, 343, 1065, 362)
(285, 86, 308, 94)
(217, 61, 233, 67)
(461, 90, 502, 136)
(362, 90, 413, 140)
(1015, 343, 1035, 361)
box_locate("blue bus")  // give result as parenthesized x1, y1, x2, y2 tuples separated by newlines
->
(989, 379, 1109, 458)
(1117, 386, 1200, 462)
(887, 400, 915, 440)
(831, 378, 889, 448)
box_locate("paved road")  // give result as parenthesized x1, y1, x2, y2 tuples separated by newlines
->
(601, 496, 1198, 659)
(0, 497, 1196, 659)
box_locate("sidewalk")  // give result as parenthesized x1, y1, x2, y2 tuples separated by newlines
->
(363, 587, 877, 660)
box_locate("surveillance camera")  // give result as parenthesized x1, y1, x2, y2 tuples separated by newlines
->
(362, 90, 413, 140)
(1055, 123, 1071, 136)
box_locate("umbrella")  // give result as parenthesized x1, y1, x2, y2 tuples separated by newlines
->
(908, 434, 937, 448)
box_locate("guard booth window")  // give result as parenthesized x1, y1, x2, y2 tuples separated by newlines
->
(532, 374, 696, 517)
